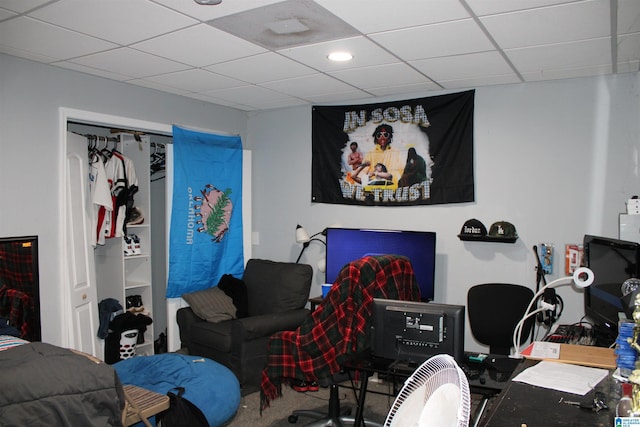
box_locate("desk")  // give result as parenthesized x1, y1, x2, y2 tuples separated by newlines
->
(308, 295, 323, 311)
(344, 354, 510, 427)
(479, 359, 613, 427)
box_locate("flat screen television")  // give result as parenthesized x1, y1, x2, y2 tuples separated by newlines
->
(325, 228, 436, 302)
(584, 234, 640, 345)
(371, 298, 465, 364)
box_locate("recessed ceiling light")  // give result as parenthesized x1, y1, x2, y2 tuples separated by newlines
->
(328, 51, 353, 62)
(194, 0, 222, 4)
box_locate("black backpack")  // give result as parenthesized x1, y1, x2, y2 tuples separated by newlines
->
(157, 387, 208, 427)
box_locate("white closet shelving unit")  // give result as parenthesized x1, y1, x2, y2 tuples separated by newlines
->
(95, 133, 154, 356)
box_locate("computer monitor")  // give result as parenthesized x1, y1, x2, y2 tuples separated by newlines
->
(371, 298, 465, 364)
(584, 234, 640, 344)
(325, 228, 436, 302)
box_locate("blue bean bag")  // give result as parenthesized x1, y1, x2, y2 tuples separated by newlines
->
(115, 353, 240, 427)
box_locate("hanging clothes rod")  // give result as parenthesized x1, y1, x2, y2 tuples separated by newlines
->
(84, 134, 120, 143)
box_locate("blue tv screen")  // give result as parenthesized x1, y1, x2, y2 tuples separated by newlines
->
(325, 228, 436, 301)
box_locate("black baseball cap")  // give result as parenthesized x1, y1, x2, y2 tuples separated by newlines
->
(458, 219, 487, 239)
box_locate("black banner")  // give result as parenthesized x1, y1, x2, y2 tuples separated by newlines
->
(312, 90, 474, 206)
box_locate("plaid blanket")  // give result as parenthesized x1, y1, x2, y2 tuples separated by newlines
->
(260, 254, 420, 410)
(0, 284, 33, 339)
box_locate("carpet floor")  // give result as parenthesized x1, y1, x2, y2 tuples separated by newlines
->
(222, 375, 488, 426)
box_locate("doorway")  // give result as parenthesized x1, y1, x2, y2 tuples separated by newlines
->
(61, 108, 172, 354)
(61, 108, 252, 354)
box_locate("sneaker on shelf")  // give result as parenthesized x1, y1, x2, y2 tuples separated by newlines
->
(127, 207, 144, 225)
(123, 235, 134, 256)
(130, 234, 142, 255)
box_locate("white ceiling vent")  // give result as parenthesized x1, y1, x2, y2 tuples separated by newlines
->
(207, 0, 359, 50)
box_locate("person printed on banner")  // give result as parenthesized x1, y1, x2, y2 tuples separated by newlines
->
(398, 147, 428, 187)
(361, 124, 404, 188)
(347, 141, 363, 170)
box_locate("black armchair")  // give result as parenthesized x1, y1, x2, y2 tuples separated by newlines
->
(176, 259, 313, 395)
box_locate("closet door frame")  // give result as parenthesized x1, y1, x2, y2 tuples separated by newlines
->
(59, 108, 252, 353)
(60, 108, 171, 353)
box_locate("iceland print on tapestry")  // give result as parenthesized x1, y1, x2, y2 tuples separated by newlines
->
(312, 90, 475, 206)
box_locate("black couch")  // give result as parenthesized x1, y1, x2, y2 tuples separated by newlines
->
(177, 259, 313, 395)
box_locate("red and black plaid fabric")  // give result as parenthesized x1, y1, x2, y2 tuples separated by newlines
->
(260, 254, 421, 411)
(0, 284, 34, 339)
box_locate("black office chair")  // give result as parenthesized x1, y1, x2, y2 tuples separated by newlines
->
(467, 283, 535, 355)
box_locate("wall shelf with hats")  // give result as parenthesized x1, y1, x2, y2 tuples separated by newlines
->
(458, 235, 517, 243)
(458, 219, 518, 243)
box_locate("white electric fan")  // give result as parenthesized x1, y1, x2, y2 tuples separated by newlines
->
(384, 354, 471, 427)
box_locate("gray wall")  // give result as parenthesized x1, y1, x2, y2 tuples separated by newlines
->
(2, 51, 640, 354)
(247, 73, 640, 352)
(0, 53, 247, 345)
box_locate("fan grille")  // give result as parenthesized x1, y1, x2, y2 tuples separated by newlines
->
(384, 354, 471, 427)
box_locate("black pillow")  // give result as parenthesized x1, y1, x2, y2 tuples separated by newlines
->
(217, 274, 249, 318)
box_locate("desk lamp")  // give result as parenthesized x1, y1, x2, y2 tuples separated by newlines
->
(295, 224, 327, 270)
(511, 267, 594, 358)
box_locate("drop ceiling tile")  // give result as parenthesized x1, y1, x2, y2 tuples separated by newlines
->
(370, 19, 494, 61)
(151, 0, 287, 21)
(143, 69, 245, 92)
(315, 0, 469, 34)
(278, 36, 398, 71)
(68, 47, 190, 79)
(29, 0, 197, 45)
(619, 0, 640, 34)
(506, 38, 611, 74)
(183, 91, 234, 104)
(0, 8, 17, 20)
(437, 74, 522, 89)
(0, 45, 58, 63)
(54, 61, 133, 81)
(618, 33, 640, 65)
(243, 97, 309, 110)
(617, 61, 640, 73)
(0, 0, 50, 13)
(201, 85, 292, 105)
(410, 51, 515, 81)
(125, 78, 192, 95)
(132, 24, 266, 67)
(204, 52, 316, 83)
(306, 89, 372, 104)
(329, 63, 428, 89)
(520, 64, 612, 82)
(262, 73, 361, 98)
(206, 0, 359, 51)
(0, 17, 117, 62)
(366, 81, 442, 98)
(466, 0, 576, 16)
(480, 0, 610, 49)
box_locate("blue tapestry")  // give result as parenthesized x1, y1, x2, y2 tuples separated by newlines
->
(167, 126, 244, 298)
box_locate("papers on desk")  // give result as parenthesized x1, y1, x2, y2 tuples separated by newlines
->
(513, 360, 609, 395)
(522, 341, 560, 359)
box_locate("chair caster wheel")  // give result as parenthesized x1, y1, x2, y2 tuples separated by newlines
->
(288, 415, 299, 423)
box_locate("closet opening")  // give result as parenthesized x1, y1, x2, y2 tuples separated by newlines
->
(67, 120, 172, 355)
